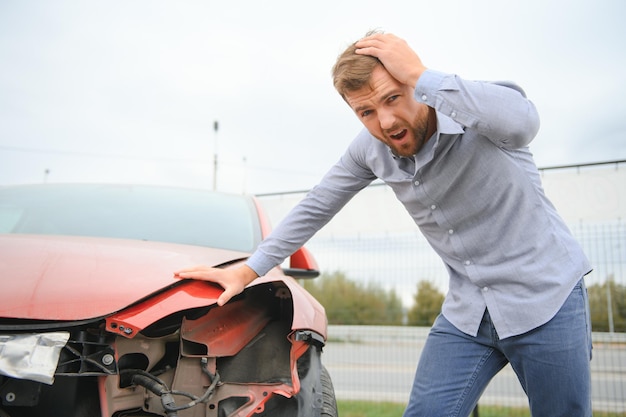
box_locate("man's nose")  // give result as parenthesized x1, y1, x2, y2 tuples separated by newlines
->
(378, 109, 395, 130)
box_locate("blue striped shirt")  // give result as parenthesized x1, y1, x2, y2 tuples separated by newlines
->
(247, 69, 591, 338)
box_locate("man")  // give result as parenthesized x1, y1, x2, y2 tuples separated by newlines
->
(176, 32, 592, 416)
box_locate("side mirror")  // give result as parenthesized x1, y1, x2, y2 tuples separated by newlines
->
(282, 246, 320, 279)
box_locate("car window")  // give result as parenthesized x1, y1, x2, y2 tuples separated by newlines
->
(0, 185, 261, 253)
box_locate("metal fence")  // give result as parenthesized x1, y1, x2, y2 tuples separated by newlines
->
(257, 160, 626, 414)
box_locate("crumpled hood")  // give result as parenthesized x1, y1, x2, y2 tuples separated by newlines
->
(0, 234, 249, 321)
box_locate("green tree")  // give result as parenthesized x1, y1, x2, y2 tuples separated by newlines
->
(587, 276, 626, 332)
(302, 271, 403, 325)
(407, 280, 444, 326)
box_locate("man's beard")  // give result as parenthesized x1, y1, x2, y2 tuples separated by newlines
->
(391, 116, 429, 157)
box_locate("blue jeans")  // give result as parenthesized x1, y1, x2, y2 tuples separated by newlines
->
(403, 279, 592, 417)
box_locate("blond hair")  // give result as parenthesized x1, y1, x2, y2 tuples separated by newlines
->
(332, 30, 383, 101)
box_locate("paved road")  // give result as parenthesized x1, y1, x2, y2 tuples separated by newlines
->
(323, 325, 626, 413)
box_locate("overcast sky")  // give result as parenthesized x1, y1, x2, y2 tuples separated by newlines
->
(1, 0, 625, 194)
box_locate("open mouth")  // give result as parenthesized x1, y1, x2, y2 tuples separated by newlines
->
(390, 129, 407, 140)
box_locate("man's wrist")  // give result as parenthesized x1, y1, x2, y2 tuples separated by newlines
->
(240, 264, 260, 285)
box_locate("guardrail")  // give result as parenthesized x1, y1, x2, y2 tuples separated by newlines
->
(327, 324, 626, 344)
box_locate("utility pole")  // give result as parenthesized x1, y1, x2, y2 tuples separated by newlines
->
(213, 120, 218, 191)
(606, 275, 614, 333)
(603, 229, 615, 333)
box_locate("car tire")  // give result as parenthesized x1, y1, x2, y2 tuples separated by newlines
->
(320, 365, 338, 417)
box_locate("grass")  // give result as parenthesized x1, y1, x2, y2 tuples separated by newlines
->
(337, 400, 405, 417)
(337, 400, 626, 417)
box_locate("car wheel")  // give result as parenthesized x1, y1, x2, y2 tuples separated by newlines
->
(320, 365, 338, 417)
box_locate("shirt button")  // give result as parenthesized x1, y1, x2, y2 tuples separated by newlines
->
(451, 111, 457, 118)
(421, 94, 428, 101)
(448, 229, 454, 234)
(464, 260, 471, 266)
(414, 180, 420, 186)
(483, 287, 489, 292)
(430, 205, 436, 210)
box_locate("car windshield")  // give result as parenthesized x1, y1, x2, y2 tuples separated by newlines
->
(0, 184, 261, 253)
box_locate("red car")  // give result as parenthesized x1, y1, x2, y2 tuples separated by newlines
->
(0, 184, 337, 417)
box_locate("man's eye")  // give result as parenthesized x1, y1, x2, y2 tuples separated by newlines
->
(361, 110, 372, 117)
(388, 95, 399, 103)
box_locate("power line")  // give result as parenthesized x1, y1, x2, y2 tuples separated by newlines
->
(0, 144, 324, 177)
(0, 144, 205, 163)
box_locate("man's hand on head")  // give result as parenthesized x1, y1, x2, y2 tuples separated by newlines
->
(355, 33, 427, 89)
